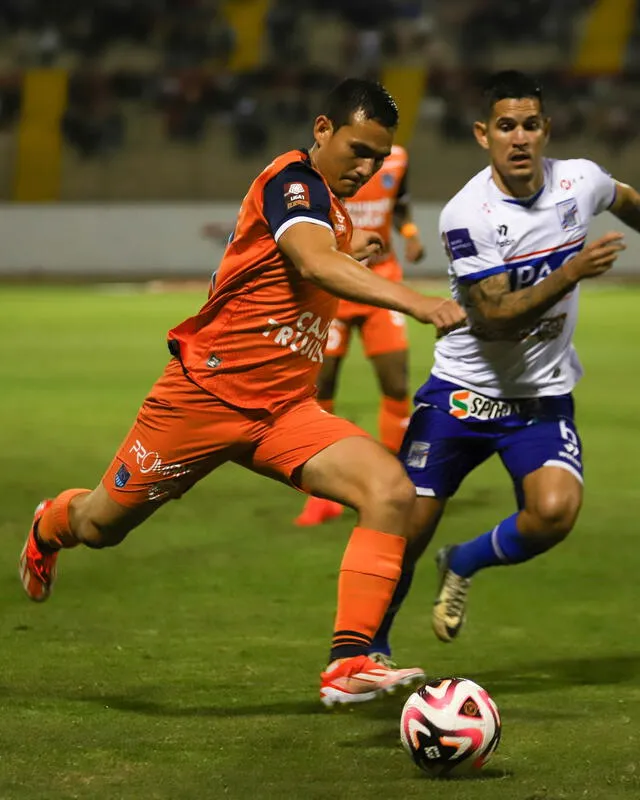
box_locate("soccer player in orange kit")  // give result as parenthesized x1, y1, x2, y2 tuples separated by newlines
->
(20, 79, 465, 706)
(295, 145, 426, 526)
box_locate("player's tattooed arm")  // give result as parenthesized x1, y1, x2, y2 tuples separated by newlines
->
(610, 181, 640, 233)
(464, 230, 626, 338)
(463, 270, 575, 338)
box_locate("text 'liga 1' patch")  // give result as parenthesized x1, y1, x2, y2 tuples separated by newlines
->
(284, 182, 311, 210)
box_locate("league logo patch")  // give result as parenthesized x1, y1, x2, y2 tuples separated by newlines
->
(114, 464, 131, 488)
(406, 441, 430, 469)
(284, 182, 311, 210)
(381, 172, 395, 189)
(556, 198, 580, 231)
(444, 228, 478, 261)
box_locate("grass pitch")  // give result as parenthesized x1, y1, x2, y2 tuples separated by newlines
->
(1, 283, 639, 800)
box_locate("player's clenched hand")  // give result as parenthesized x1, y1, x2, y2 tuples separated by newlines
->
(411, 297, 467, 335)
(350, 229, 384, 263)
(564, 232, 625, 281)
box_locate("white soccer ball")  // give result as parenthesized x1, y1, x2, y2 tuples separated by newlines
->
(400, 677, 501, 777)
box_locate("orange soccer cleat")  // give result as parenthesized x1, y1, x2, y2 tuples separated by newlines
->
(320, 654, 425, 707)
(19, 500, 58, 602)
(294, 496, 344, 526)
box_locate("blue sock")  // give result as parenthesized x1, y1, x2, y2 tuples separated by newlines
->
(449, 512, 546, 578)
(369, 569, 415, 657)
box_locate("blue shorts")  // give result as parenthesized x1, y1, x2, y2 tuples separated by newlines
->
(400, 376, 584, 503)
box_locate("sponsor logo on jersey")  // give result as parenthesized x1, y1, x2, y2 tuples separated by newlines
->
(114, 463, 131, 488)
(406, 441, 430, 468)
(332, 207, 347, 234)
(496, 224, 515, 248)
(261, 311, 331, 363)
(444, 228, 478, 260)
(556, 198, 580, 230)
(284, 182, 311, 210)
(449, 390, 518, 420)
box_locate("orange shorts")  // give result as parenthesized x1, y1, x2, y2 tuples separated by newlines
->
(101, 359, 369, 507)
(325, 257, 408, 359)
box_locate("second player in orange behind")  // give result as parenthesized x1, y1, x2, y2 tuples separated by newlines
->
(295, 145, 426, 526)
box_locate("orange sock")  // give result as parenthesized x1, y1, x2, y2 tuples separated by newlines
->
(318, 398, 335, 414)
(37, 488, 90, 549)
(331, 526, 406, 661)
(378, 395, 410, 452)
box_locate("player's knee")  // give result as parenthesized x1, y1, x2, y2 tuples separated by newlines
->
(364, 462, 415, 518)
(531, 491, 580, 540)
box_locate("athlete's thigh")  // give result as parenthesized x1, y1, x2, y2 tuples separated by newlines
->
(298, 434, 410, 510)
(370, 350, 409, 399)
(399, 404, 494, 499)
(360, 305, 409, 359)
(249, 397, 370, 494)
(498, 414, 584, 508)
(101, 359, 255, 511)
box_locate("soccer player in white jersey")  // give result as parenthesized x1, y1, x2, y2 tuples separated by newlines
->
(369, 70, 640, 660)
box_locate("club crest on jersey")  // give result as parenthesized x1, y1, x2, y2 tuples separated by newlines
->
(406, 441, 430, 469)
(381, 172, 395, 189)
(114, 463, 131, 488)
(284, 182, 310, 210)
(449, 389, 517, 421)
(556, 198, 580, 231)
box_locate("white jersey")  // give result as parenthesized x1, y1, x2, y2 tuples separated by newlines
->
(434, 158, 616, 398)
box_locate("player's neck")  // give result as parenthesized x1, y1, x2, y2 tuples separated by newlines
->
(491, 165, 544, 199)
(308, 144, 320, 171)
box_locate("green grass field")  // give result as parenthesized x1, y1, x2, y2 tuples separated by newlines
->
(1, 284, 639, 800)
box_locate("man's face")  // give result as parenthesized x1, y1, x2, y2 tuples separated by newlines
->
(474, 97, 549, 184)
(312, 110, 394, 197)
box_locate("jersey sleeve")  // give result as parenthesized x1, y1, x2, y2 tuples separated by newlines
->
(439, 203, 504, 282)
(263, 163, 334, 242)
(578, 159, 617, 215)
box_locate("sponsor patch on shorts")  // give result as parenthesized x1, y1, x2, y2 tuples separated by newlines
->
(406, 441, 430, 469)
(114, 463, 131, 488)
(449, 389, 518, 421)
(284, 182, 311, 210)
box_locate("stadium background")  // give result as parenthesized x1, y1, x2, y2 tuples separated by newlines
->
(1, 0, 640, 277)
(2, 3, 640, 799)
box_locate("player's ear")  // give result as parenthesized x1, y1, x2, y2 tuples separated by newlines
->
(473, 120, 489, 150)
(314, 115, 334, 148)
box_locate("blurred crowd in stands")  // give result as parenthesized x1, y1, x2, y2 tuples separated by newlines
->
(0, 0, 638, 161)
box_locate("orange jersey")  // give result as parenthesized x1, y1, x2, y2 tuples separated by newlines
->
(168, 149, 353, 414)
(344, 144, 409, 267)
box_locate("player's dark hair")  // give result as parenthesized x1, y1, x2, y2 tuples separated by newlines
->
(482, 70, 544, 117)
(324, 78, 399, 131)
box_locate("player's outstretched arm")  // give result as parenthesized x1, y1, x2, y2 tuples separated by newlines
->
(278, 221, 465, 334)
(464, 232, 626, 335)
(610, 182, 640, 232)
